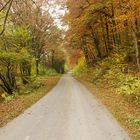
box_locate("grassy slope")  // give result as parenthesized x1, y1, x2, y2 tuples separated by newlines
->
(0, 76, 60, 127)
(77, 74, 140, 140)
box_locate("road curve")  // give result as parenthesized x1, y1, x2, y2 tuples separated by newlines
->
(0, 74, 131, 140)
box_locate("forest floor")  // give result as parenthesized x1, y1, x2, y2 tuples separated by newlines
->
(0, 76, 60, 127)
(77, 76, 140, 140)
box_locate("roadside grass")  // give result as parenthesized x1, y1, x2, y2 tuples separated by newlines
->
(0, 76, 60, 127)
(77, 75, 140, 140)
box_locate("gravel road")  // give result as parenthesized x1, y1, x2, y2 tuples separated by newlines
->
(0, 74, 131, 140)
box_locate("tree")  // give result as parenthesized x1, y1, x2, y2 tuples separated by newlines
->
(0, 50, 31, 94)
(0, 0, 13, 35)
(65, 0, 140, 70)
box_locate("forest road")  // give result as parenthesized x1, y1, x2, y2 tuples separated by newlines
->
(0, 74, 131, 140)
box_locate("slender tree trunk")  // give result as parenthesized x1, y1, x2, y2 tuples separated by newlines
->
(111, 2, 121, 47)
(81, 37, 92, 65)
(104, 16, 112, 51)
(51, 49, 55, 68)
(36, 59, 39, 76)
(100, 14, 108, 55)
(89, 26, 102, 58)
(131, 20, 140, 71)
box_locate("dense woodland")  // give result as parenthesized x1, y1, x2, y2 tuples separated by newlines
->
(64, 0, 140, 100)
(0, 0, 140, 139)
(64, 1, 140, 138)
(0, 0, 140, 108)
(66, 0, 140, 67)
(0, 0, 140, 105)
(0, 0, 65, 95)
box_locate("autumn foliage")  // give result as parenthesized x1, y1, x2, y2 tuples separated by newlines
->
(66, 0, 140, 69)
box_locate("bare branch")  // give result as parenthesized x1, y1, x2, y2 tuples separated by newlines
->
(0, 0, 11, 12)
(0, 0, 13, 36)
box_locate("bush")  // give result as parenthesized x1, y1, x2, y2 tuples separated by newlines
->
(19, 79, 42, 95)
(73, 57, 87, 76)
(118, 76, 140, 100)
(0, 92, 18, 103)
(45, 69, 59, 76)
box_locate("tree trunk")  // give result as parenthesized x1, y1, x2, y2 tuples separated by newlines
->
(89, 26, 102, 58)
(36, 59, 39, 76)
(104, 15, 112, 51)
(131, 20, 140, 71)
(100, 14, 108, 55)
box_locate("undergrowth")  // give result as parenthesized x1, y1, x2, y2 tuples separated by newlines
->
(74, 48, 140, 102)
(0, 68, 60, 103)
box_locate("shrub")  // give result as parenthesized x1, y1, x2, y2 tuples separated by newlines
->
(118, 76, 140, 100)
(45, 69, 59, 76)
(73, 57, 87, 76)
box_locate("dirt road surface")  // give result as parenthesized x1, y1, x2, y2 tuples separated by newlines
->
(0, 74, 131, 140)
